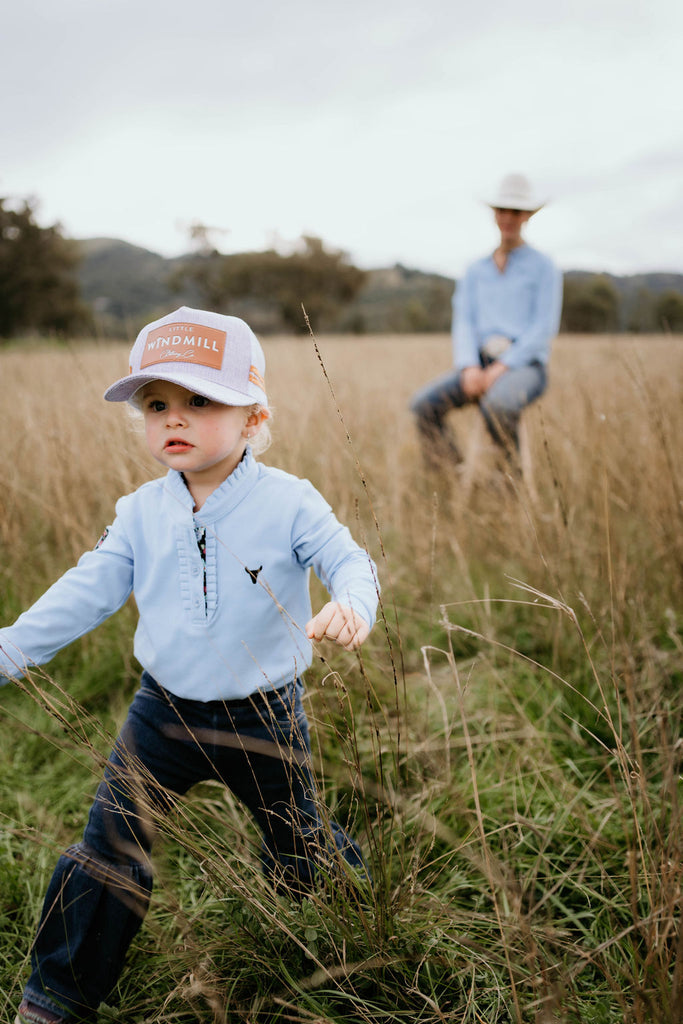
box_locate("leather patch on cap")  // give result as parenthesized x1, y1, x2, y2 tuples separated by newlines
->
(140, 322, 226, 370)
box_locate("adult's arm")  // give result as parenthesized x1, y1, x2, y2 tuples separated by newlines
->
(501, 257, 563, 370)
(452, 265, 481, 371)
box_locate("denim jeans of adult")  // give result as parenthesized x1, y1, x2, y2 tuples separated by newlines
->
(22, 672, 364, 1022)
(410, 360, 547, 463)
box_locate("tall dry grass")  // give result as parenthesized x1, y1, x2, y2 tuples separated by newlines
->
(4, 333, 680, 598)
(1, 331, 681, 1023)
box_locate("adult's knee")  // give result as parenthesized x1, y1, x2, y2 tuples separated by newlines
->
(410, 391, 440, 425)
(484, 364, 546, 417)
(410, 370, 465, 423)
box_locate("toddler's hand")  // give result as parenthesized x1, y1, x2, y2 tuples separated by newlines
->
(306, 602, 370, 651)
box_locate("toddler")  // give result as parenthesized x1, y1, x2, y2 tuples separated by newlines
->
(0, 307, 379, 1024)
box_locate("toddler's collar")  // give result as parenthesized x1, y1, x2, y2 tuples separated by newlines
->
(192, 447, 259, 524)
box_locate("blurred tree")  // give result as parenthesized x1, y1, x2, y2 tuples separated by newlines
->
(561, 275, 620, 332)
(170, 233, 366, 333)
(654, 290, 683, 333)
(0, 197, 89, 337)
(403, 297, 431, 332)
(624, 286, 657, 333)
(186, 220, 230, 255)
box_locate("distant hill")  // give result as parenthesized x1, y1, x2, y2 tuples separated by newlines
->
(335, 264, 455, 333)
(563, 269, 683, 297)
(76, 238, 683, 335)
(77, 238, 192, 328)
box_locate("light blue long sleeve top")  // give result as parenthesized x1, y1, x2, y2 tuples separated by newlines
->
(0, 450, 379, 701)
(453, 244, 563, 371)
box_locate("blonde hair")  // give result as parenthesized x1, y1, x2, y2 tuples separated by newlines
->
(246, 403, 272, 456)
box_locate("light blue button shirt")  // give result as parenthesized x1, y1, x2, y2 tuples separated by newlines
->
(453, 244, 563, 371)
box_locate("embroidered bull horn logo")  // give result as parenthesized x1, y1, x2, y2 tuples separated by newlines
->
(245, 566, 263, 584)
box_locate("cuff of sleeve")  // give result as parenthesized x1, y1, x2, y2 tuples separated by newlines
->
(0, 642, 29, 681)
(347, 597, 377, 631)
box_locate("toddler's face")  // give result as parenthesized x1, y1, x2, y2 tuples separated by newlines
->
(139, 380, 253, 486)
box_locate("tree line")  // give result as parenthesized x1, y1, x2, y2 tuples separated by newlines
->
(1, 196, 683, 338)
(559, 274, 683, 334)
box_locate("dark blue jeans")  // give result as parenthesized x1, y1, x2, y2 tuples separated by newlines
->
(23, 673, 363, 1021)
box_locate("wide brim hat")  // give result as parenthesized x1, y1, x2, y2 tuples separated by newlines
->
(485, 173, 545, 212)
(104, 306, 268, 407)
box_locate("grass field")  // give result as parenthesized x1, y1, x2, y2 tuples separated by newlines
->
(0, 332, 681, 1023)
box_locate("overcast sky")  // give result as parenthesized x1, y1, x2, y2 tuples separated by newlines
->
(3, 0, 682, 278)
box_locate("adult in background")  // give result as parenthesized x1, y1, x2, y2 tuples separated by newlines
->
(411, 173, 563, 469)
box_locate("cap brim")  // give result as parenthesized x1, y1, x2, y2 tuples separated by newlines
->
(104, 370, 266, 407)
